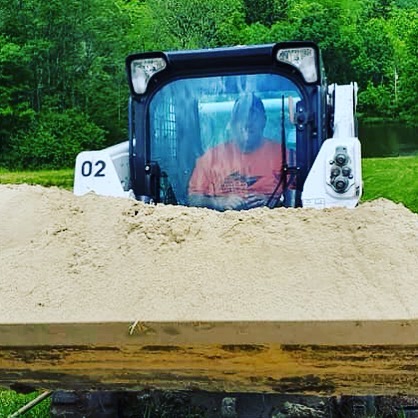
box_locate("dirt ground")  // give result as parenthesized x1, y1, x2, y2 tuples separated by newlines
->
(0, 184, 417, 323)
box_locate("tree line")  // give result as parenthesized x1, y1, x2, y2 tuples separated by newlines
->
(0, 0, 417, 169)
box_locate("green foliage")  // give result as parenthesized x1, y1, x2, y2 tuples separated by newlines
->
(396, 8, 418, 124)
(1, 109, 106, 169)
(0, 36, 35, 153)
(282, 1, 358, 83)
(353, 18, 395, 88)
(357, 83, 395, 118)
(243, 0, 289, 26)
(217, 10, 247, 46)
(365, 0, 396, 19)
(136, 0, 244, 50)
(395, 0, 418, 8)
(237, 22, 275, 45)
(1, 0, 418, 171)
(0, 0, 129, 146)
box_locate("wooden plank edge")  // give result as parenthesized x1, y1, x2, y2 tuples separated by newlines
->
(1, 319, 418, 346)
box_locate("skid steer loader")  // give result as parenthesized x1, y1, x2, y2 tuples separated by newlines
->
(51, 42, 370, 417)
(74, 41, 362, 210)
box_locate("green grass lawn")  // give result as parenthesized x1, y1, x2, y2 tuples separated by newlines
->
(0, 167, 74, 190)
(0, 390, 50, 417)
(0, 156, 416, 417)
(362, 156, 418, 213)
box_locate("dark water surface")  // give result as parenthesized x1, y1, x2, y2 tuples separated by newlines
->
(358, 123, 418, 158)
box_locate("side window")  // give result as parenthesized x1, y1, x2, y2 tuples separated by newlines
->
(150, 83, 202, 205)
(151, 93, 177, 158)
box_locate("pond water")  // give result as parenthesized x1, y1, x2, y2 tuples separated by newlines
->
(358, 123, 418, 158)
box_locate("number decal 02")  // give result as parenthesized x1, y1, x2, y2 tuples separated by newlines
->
(81, 160, 106, 177)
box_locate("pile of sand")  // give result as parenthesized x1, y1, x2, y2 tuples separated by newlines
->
(0, 184, 417, 323)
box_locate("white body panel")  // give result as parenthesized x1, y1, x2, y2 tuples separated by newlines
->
(302, 83, 362, 209)
(74, 141, 133, 198)
(302, 136, 362, 209)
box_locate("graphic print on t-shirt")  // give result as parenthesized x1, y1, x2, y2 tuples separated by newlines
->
(188, 140, 284, 197)
(220, 171, 262, 194)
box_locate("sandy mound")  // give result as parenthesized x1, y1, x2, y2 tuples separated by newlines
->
(0, 184, 417, 323)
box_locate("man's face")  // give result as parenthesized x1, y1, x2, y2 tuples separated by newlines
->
(234, 110, 266, 153)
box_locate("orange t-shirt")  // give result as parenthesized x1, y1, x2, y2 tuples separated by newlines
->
(188, 139, 284, 197)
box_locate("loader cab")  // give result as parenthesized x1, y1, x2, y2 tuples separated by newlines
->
(126, 41, 328, 210)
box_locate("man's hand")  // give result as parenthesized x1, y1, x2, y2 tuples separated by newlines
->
(217, 194, 268, 210)
(188, 194, 268, 211)
(189, 194, 246, 211)
(216, 195, 247, 210)
(245, 194, 268, 209)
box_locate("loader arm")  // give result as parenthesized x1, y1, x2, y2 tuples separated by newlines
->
(302, 83, 362, 209)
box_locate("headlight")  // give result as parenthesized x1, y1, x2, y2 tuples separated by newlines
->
(276, 47, 318, 83)
(130, 57, 167, 94)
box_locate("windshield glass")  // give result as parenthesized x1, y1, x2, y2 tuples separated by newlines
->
(149, 73, 301, 210)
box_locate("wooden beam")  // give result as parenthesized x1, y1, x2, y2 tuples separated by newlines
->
(1, 320, 418, 395)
